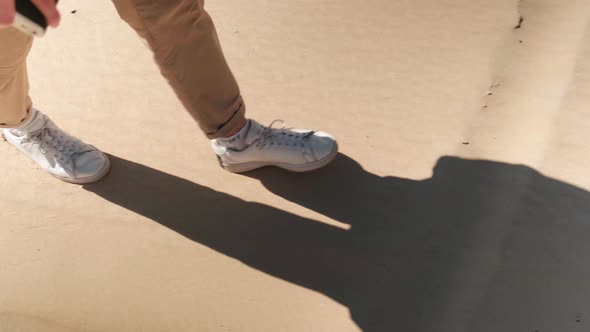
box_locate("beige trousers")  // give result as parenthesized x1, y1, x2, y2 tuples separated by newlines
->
(0, 0, 246, 139)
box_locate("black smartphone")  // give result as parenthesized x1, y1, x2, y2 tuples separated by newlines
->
(12, 0, 58, 37)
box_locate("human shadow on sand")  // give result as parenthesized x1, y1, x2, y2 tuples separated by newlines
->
(84, 154, 590, 332)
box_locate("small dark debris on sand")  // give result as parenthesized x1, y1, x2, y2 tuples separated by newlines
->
(514, 16, 524, 29)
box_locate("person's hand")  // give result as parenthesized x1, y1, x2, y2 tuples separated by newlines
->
(0, 0, 60, 28)
(0, 0, 16, 27)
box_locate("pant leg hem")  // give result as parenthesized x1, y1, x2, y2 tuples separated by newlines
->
(206, 101, 246, 139)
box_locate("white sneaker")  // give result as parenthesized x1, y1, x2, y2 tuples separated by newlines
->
(2, 110, 111, 184)
(212, 120, 338, 173)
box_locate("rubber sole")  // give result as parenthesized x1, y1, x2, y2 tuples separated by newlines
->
(218, 143, 339, 173)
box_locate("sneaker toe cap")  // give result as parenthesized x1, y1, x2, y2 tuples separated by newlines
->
(309, 131, 337, 160)
(74, 151, 110, 178)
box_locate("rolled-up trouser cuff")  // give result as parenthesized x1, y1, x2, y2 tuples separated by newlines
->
(204, 97, 246, 139)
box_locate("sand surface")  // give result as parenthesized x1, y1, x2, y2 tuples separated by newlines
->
(1, 0, 589, 331)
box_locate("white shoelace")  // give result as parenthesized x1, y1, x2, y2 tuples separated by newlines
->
(21, 120, 93, 164)
(255, 120, 315, 149)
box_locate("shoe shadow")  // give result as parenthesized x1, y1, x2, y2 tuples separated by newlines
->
(84, 154, 590, 332)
